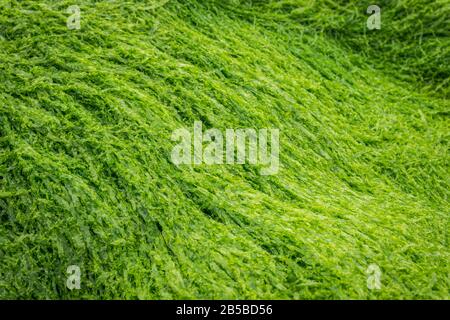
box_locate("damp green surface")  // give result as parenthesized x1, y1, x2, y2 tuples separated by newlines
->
(0, 0, 449, 299)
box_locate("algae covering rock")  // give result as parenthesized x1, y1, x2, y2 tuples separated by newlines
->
(0, 0, 448, 299)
